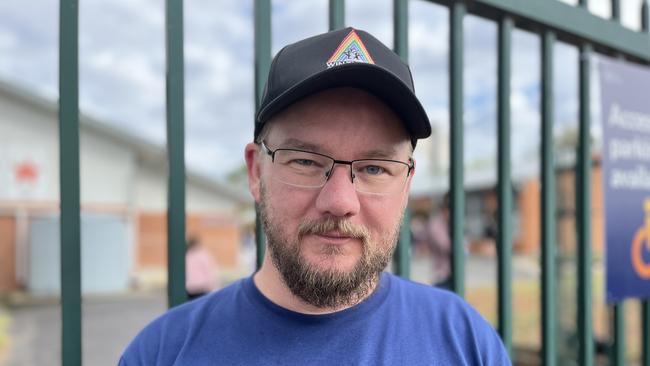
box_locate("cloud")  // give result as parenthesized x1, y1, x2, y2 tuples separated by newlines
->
(0, 0, 58, 96)
(0, 0, 639, 186)
(0, 29, 17, 49)
(271, 0, 328, 54)
(409, 1, 449, 122)
(77, 0, 167, 143)
(346, 0, 393, 45)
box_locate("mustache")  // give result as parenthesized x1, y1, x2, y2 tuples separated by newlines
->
(298, 217, 371, 241)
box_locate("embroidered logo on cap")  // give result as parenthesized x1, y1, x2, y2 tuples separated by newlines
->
(326, 30, 374, 68)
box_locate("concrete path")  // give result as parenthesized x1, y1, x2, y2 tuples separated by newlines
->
(411, 253, 540, 287)
(3, 293, 166, 366)
(1, 254, 540, 366)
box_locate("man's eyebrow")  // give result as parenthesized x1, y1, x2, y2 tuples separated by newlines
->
(277, 139, 406, 160)
(359, 148, 399, 159)
(278, 138, 322, 152)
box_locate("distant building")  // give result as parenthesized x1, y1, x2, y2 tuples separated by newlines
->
(410, 154, 604, 256)
(0, 80, 252, 296)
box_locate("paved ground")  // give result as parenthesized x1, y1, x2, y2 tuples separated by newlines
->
(0, 254, 539, 366)
(410, 252, 540, 286)
(3, 294, 166, 366)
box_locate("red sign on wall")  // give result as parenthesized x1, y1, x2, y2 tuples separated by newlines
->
(14, 160, 39, 184)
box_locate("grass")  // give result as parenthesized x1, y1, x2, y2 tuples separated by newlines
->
(0, 308, 10, 364)
(466, 280, 541, 347)
(465, 266, 643, 364)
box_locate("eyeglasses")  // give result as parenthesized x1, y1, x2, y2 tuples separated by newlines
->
(260, 141, 414, 195)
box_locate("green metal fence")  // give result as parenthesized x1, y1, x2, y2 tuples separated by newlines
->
(57, 0, 650, 365)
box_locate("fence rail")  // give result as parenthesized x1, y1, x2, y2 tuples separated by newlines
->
(56, 0, 650, 364)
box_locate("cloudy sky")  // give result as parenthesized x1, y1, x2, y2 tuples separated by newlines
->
(0, 0, 646, 193)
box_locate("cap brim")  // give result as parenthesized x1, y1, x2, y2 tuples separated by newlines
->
(256, 63, 431, 140)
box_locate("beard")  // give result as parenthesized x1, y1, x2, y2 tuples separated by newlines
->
(259, 182, 402, 309)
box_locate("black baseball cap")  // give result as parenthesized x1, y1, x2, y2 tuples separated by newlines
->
(254, 27, 431, 147)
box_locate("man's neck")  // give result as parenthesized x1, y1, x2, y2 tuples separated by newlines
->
(253, 254, 378, 315)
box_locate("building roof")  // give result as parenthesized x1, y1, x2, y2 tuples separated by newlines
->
(0, 79, 251, 205)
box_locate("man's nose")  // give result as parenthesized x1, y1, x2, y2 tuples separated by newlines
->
(315, 164, 360, 218)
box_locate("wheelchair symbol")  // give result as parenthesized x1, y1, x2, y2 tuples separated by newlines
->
(631, 198, 650, 279)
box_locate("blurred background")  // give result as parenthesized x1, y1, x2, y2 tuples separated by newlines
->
(0, 0, 646, 364)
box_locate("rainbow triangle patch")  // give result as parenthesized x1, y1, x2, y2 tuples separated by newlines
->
(326, 30, 375, 68)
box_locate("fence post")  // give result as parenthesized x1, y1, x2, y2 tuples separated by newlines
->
(540, 30, 557, 366)
(329, 0, 345, 31)
(394, 0, 408, 62)
(392, 0, 411, 279)
(643, 1, 649, 33)
(577, 42, 594, 366)
(612, 302, 626, 365)
(449, 1, 466, 297)
(254, 0, 271, 269)
(611, 0, 620, 22)
(641, 299, 650, 366)
(165, 0, 187, 308)
(59, 0, 82, 363)
(497, 15, 513, 354)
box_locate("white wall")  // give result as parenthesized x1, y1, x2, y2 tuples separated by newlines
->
(0, 90, 244, 218)
(0, 94, 137, 207)
(80, 131, 136, 206)
(134, 163, 240, 214)
(0, 95, 60, 202)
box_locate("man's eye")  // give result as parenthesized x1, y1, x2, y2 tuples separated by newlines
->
(363, 165, 385, 175)
(291, 159, 318, 167)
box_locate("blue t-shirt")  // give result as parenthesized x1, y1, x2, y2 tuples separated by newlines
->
(120, 273, 510, 365)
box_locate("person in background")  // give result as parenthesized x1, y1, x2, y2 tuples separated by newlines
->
(427, 193, 452, 289)
(185, 236, 218, 300)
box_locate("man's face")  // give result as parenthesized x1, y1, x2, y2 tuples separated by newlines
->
(246, 87, 414, 308)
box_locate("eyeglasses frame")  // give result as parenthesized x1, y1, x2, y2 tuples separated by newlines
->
(260, 141, 414, 191)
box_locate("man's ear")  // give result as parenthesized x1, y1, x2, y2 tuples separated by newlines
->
(244, 143, 262, 203)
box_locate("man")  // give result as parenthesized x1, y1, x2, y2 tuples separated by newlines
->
(185, 236, 218, 300)
(427, 194, 453, 289)
(120, 27, 510, 365)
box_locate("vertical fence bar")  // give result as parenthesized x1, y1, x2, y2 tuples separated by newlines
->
(165, 0, 187, 308)
(635, 18, 649, 366)
(59, 0, 82, 364)
(540, 30, 557, 366)
(254, 0, 271, 269)
(643, 1, 649, 33)
(641, 299, 650, 366)
(393, 0, 410, 278)
(329, 0, 345, 31)
(612, 302, 625, 365)
(598, 21, 623, 366)
(577, 42, 594, 366)
(605, 48, 623, 366)
(612, 0, 620, 22)
(449, 1, 466, 297)
(395, 209, 412, 278)
(497, 15, 513, 354)
(393, 0, 408, 62)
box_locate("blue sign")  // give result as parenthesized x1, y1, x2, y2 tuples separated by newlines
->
(600, 56, 650, 303)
